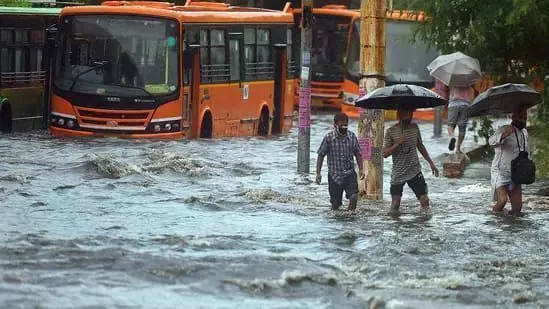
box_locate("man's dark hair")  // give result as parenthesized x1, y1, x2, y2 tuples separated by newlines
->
(334, 112, 349, 124)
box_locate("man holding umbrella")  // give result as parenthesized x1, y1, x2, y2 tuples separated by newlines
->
(354, 84, 446, 212)
(383, 108, 440, 212)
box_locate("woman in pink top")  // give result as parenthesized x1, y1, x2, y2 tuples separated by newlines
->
(447, 86, 473, 153)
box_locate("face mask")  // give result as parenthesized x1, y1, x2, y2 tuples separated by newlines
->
(512, 120, 526, 130)
(401, 118, 412, 125)
(336, 125, 348, 135)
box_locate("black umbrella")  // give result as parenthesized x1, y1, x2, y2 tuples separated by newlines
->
(355, 84, 447, 110)
(468, 83, 542, 118)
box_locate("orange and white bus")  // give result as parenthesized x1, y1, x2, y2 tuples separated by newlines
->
(293, 5, 439, 118)
(49, 0, 298, 138)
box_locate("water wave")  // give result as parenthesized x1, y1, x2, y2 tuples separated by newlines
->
(223, 270, 339, 292)
(141, 150, 220, 177)
(86, 154, 138, 178)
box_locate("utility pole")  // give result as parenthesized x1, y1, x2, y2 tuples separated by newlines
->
(297, 0, 313, 174)
(434, 106, 443, 137)
(357, 0, 386, 200)
(433, 79, 447, 137)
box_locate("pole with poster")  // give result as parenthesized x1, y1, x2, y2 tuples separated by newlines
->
(297, 0, 314, 174)
(357, 0, 387, 200)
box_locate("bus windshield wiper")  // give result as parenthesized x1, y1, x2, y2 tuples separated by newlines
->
(107, 82, 154, 97)
(69, 60, 110, 92)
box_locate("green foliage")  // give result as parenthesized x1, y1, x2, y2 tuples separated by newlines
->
(469, 116, 495, 145)
(405, 0, 549, 82)
(0, 0, 31, 7)
(531, 91, 549, 179)
(404, 0, 549, 178)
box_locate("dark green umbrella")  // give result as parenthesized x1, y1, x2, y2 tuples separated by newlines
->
(355, 84, 447, 110)
(468, 83, 542, 117)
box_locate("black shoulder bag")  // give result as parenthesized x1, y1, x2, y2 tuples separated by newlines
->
(511, 129, 536, 185)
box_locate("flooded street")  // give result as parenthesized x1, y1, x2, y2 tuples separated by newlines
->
(2, 113, 549, 309)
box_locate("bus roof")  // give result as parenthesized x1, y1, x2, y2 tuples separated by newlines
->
(0, 6, 61, 15)
(294, 5, 426, 22)
(60, 1, 294, 24)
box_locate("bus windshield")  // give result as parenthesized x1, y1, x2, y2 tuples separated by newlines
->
(311, 14, 349, 82)
(55, 15, 179, 97)
(347, 19, 439, 85)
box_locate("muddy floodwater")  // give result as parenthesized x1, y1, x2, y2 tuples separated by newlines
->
(1, 113, 549, 309)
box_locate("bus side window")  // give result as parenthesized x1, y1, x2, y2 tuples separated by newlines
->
(243, 27, 255, 81)
(256, 28, 271, 80)
(199, 29, 209, 83)
(209, 29, 227, 83)
(229, 38, 241, 82)
(0, 29, 13, 74)
(346, 21, 360, 79)
(286, 27, 297, 79)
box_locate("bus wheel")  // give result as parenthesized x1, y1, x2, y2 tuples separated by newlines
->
(258, 107, 269, 136)
(0, 100, 13, 134)
(200, 112, 213, 138)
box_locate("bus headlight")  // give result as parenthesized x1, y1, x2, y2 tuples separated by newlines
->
(50, 114, 78, 130)
(148, 119, 182, 133)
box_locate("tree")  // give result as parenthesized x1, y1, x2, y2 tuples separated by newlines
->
(0, 0, 31, 6)
(406, 0, 549, 85)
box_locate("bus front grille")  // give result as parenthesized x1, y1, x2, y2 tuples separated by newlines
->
(75, 107, 153, 131)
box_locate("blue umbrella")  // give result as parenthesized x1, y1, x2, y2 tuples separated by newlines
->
(355, 84, 447, 110)
(468, 83, 542, 118)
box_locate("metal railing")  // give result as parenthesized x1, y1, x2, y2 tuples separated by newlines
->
(244, 61, 274, 80)
(0, 71, 46, 87)
(200, 64, 230, 83)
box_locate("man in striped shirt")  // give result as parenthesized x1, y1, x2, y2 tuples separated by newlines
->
(316, 113, 364, 211)
(383, 109, 439, 212)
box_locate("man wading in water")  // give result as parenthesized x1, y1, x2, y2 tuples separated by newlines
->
(383, 108, 439, 213)
(316, 113, 364, 211)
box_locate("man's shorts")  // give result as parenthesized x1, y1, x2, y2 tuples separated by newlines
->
(447, 104, 468, 131)
(390, 172, 428, 199)
(328, 172, 358, 209)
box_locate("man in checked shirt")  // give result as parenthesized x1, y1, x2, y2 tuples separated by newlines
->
(316, 113, 364, 211)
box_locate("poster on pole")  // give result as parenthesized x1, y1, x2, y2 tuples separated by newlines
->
(359, 137, 372, 161)
(298, 87, 311, 128)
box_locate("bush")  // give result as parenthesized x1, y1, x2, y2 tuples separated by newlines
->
(0, 0, 31, 7)
(469, 116, 495, 145)
(532, 104, 549, 179)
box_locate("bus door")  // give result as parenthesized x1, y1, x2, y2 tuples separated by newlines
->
(43, 23, 58, 130)
(272, 43, 287, 135)
(184, 44, 201, 138)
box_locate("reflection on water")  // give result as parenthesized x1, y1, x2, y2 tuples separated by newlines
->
(1, 113, 549, 308)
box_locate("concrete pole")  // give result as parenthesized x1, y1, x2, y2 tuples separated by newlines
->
(434, 107, 443, 137)
(357, 0, 386, 200)
(297, 0, 313, 174)
(433, 79, 447, 137)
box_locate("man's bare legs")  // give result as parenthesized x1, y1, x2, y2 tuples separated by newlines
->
(391, 195, 401, 213)
(419, 195, 430, 212)
(456, 130, 465, 153)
